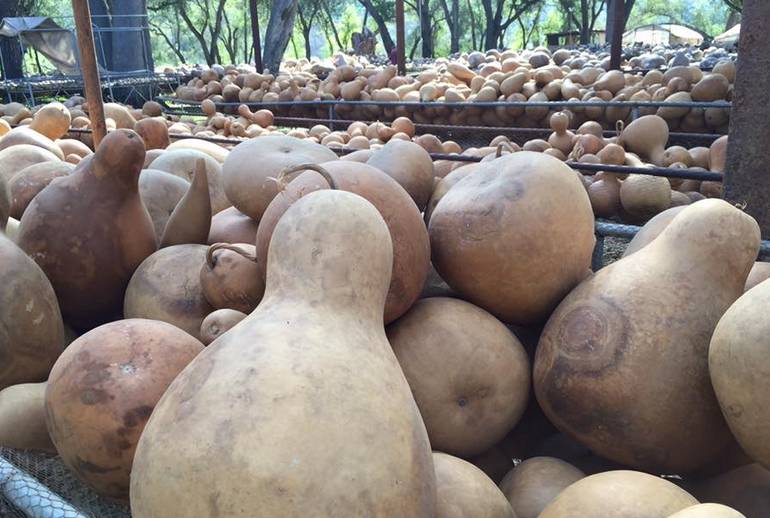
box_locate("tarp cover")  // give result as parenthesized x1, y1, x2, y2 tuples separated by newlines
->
(623, 23, 704, 47)
(714, 24, 740, 46)
(0, 17, 80, 77)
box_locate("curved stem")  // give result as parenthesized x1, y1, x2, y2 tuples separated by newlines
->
(274, 163, 338, 190)
(206, 243, 257, 269)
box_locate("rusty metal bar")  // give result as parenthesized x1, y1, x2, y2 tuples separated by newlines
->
(72, 0, 106, 146)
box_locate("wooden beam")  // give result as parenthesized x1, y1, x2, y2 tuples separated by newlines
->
(395, 0, 406, 75)
(72, 0, 106, 147)
(249, 0, 263, 73)
(608, 0, 625, 70)
(723, 0, 770, 236)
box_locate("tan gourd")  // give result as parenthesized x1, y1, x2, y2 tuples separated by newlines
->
(18, 130, 157, 330)
(744, 262, 770, 292)
(433, 452, 515, 518)
(547, 112, 575, 156)
(200, 308, 247, 346)
(45, 319, 203, 500)
(367, 140, 434, 210)
(255, 162, 429, 324)
(208, 206, 258, 244)
(710, 280, 770, 471)
(222, 135, 337, 220)
(130, 190, 437, 517)
(0, 382, 54, 452)
(619, 174, 672, 218)
(424, 164, 479, 224)
(134, 117, 170, 150)
(539, 471, 698, 517)
(587, 173, 621, 217)
(535, 200, 760, 473)
(138, 169, 190, 240)
(29, 102, 71, 140)
(149, 148, 229, 214)
(124, 245, 214, 340)
(0, 233, 65, 390)
(200, 243, 263, 313)
(103, 102, 136, 129)
(0, 143, 61, 185)
(499, 457, 585, 518)
(8, 161, 74, 219)
(0, 126, 65, 160)
(167, 138, 229, 163)
(619, 115, 668, 165)
(387, 297, 530, 457)
(622, 205, 688, 257)
(429, 151, 595, 326)
(160, 159, 211, 247)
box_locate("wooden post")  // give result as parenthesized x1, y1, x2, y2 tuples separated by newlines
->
(72, 0, 106, 147)
(395, 0, 406, 75)
(249, 0, 263, 72)
(608, 0, 625, 70)
(723, 0, 770, 236)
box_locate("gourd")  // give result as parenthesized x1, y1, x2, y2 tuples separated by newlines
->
(208, 206, 258, 244)
(366, 140, 434, 210)
(130, 190, 437, 517)
(534, 200, 760, 473)
(17, 129, 156, 330)
(0, 382, 54, 452)
(150, 148, 229, 213)
(8, 161, 74, 219)
(159, 159, 211, 247)
(200, 309, 247, 345)
(433, 452, 515, 518)
(499, 457, 584, 518)
(200, 243, 263, 313)
(29, 102, 71, 140)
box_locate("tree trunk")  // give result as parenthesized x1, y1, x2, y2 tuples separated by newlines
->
(358, 0, 395, 54)
(580, 0, 590, 44)
(450, 0, 460, 53)
(303, 28, 312, 59)
(724, 0, 770, 235)
(264, 0, 298, 72)
(107, 0, 153, 72)
(0, 0, 27, 80)
(467, 0, 477, 50)
(89, 0, 112, 70)
(420, 0, 433, 58)
(323, 3, 344, 51)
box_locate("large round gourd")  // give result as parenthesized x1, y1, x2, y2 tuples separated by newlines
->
(17, 130, 157, 330)
(130, 190, 436, 517)
(0, 233, 65, 390)
(499, 456, 585, 518)
(433, 452, 515, 518)
(149, 149, 229, 213)
(255, 162, 430, 324)
(222, 135, 337, 220)
(429, 151, 595, 326)
(0, 382, 54, 452)
(534, 199, 760, 473)
(387, 297, 530, 457)
(539, 470, 698, 517)
(124, 245, 213, 340)
(45, 319, 203, 500)
(667, 504, 746, 518)
(709, 280, 770, 470)
(366, 140, 434, 210)
(208, 206, 258, 244)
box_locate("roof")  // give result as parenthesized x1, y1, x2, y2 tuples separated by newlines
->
(623, 23, 704, 45)
(0, 17, 69, 37)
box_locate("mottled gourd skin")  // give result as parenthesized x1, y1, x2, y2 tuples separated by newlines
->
(535, 200, 760, 474)
(0, 233, 65, 390)
(17, 130, 157, 331)
(45, 319, 203, 500)
(131, 190, 437, 518)
(710, 280, 770, 471)
(429, 151, 595, 327)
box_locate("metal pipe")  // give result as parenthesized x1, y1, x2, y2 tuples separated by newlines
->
(396, 0, 406, 75)
(0, 456, 87, 518)
(609, 0, 625, 70)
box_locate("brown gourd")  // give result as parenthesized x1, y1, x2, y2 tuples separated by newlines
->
(387, 297, 530, 457)
(0, 127, 65, 161)
(18, 130, 156, 330)
(0, 143, 61, 185)
(709, 281, 770, 471)
(150, 149, 229, 213)
(8, 161, 74, 219)
(45, 319, 203, 500)
(429, 151, 595, 326)
(499, 457, 585, 518)
(130, 190, 437, 517)
(538, 471, 698, 517)
(200, 243, 264, 313)
(159, 159, 211, 247)
(255, 162, 430, 324)
(29, 102, 71, 141)
(433, 452, 515, 518)
(222, 135, 337, 221)
(199, 308, 247, 345)
(366, 140, 434, 210)
(622, 205, 687, 257)
(534, 200, 760, 473)
(138, 169, 190, 241)
(0, 170, 10, 230)
(0, 382, 54, 452)
(0, 233, 65, 390)
(124, 244, 213, 340)
(208, 206, 258, 244)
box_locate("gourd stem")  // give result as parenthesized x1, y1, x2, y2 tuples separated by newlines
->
(275, 163, 338, 190)
(206, 243, 257, 269)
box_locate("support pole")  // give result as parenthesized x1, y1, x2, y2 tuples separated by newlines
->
(72, 0, 106, 147)
(395, 0, 406, 75)
(609, 0, 625, 70)
(723, 0, 770, 236)
(249, 0, 263, 72)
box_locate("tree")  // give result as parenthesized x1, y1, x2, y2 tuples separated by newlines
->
(357, 0, 395, 54)
(0, 0, 35, 80)
(297, 0, 321, 59)
(605, 0, 636, 45)
(263, 0, 298, 72)
(559, 0, 606, 44)
(438, 0, 460, 54)
(723, 0, 742, 11)
(480, 0, 543, 50)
